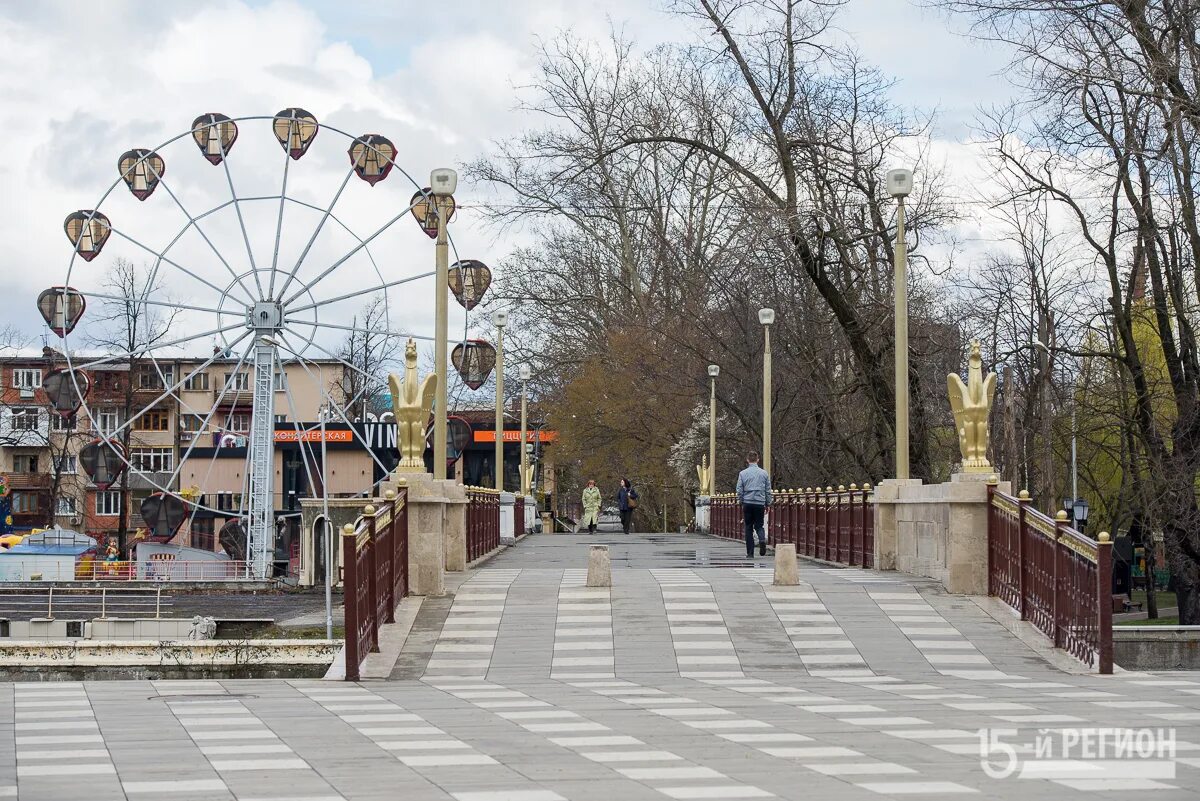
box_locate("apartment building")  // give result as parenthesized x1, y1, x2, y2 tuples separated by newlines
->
(0, 349, 350, 554)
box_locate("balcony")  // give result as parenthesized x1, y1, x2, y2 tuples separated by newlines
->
(7, 473, 51, 490)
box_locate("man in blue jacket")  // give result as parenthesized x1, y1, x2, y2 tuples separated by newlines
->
(735, 451, 772, 557)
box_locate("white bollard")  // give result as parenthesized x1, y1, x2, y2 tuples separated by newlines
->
(773, 543, 799, 585)
(587, 544, 612, 587)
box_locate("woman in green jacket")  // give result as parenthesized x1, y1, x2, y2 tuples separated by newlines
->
(581, 480, 602, 535)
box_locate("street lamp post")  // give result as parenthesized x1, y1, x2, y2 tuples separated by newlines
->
(886, 168, 913, 480)
(707, 364, 720, 494)
(431, 168, 457, 481)
(759, 308, 775, 476)
(493, 309, 508, 491)
(519, 363, 531, 497)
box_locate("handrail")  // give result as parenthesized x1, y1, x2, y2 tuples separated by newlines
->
(342, 484, 410, 681)
(987, 482, 1112, 673)
(708, 484, 874, 568)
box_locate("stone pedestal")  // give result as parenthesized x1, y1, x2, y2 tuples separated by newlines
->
(381, 471, 450, 597)
(443, 482, 468, 572)
(695, 496, 711, 533)
(587, 545, 611, 587)
(541, 512, 553, 534)
(873, 479, 923, 571)
(874, 474, 1011, 594)
(773, 543, 799, 585)
(499, 492, 516, 545)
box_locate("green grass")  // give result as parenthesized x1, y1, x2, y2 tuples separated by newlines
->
(1116, 616, 1180, 626)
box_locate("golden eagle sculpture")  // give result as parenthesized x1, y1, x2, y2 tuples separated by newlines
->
(388, 338, 438, 472)
(947, 340, 997, 473)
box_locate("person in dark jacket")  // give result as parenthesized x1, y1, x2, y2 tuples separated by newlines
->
(617, 478, 638, 535)
(735, 451, 772, 557)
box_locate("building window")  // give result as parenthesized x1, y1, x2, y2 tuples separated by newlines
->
(137, 410, 168, 431)
(137, 365, 174, 390)
(274, 414, 287, 423)
(10, 492, 39, 514)
(273, 371, 287, 391)
(50, 414, 77, 432)
(10, 407, 40, 431)
(179, 413, 204, 432)
(12, 453, 39, 473)
(53, 454, 76, 474)
(229, 411, 251, 432)
(191, 518, 215, 551)
(183, 372, 210, 391)
(131, 447, 172, 473)
(135, 409, 170, 431)
(224, 372, 249, 391)
(93, 372, 121, 393)
(55, 496, 77, 516)
(96, 408, 120, 436)
(96, 490, 122, 516)
(12, 369, 42, 389)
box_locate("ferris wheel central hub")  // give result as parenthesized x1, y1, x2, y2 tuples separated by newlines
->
(248, 300, 284, 333)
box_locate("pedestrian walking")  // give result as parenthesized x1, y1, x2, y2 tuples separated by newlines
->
(736, 451, 771, 557)
(617, 478, 638, 535)
(580, 480, 602, 535)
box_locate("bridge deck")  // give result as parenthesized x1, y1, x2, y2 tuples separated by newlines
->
(2, 532, 1198, 800)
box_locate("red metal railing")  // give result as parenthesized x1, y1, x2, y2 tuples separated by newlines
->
(987, 483, 1112, 673)
(466, 487, 500, 562)
(514, 495, 525, 537)
(342, 487, 410, 682)
(710, 485, 874, 568)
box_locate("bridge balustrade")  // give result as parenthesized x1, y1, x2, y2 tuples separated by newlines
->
(341, 487, 410, 681)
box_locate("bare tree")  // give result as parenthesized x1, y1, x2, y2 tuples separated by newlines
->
(88, 258, 180, 551)
(331, 297, 397, 421)
(943, 0, 1200, 621)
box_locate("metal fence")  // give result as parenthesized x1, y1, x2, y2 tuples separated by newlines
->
(0, 586, 171, 619)
(2, 559, 257, 582)
(466, 487, 500, 562)
(710, 485, 874, 568)
(988, 483, 1113, 673)
(514, 495, 525, 537)
(342, 487, 410, 682)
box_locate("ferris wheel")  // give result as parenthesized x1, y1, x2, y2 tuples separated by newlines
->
(37, 110, 496, 579)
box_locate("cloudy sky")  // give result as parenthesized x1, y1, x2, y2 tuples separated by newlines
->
(0, 0, 1012, 365)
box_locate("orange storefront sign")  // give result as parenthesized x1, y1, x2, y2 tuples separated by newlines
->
(274, 429, 354, 443)
(473, 430, 558, 443)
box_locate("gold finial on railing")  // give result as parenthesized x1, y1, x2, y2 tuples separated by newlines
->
(384, 489, 396, 500)
(1055, 510, 1068, 521)
(850, 483, 858, 490)
(825, 486, 833, 493)
(987, 474, 999, 485)
(363, 504, 376, 516)
(863, 482, 872, 491)
(837, 484, 846, 492)
(1099, 531, 1111, 543)
(1018, 490, 1030, 500)
(342, 523, 355, 536)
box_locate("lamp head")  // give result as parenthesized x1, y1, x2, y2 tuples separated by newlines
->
(886, 168, 913, 198)
(430, 168, 458, 196)
(492, 309, 508, 328)
(1073, 497, 1090, 523)
(707, 364, 720, 378)
(758, 307, 775, 325)
(519, 364, 531, 381)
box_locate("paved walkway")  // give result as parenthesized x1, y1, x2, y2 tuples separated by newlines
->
(3, 533, 1200, 800)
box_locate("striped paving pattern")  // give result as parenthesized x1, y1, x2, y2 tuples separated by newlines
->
(423, 568, 521, 681)
(868, 590, 1008, 679)
(553, 570, 614, 679)
(763, 585, 871, 676)
(652, 569, 743, 678)
(434, 677, 776, 799)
